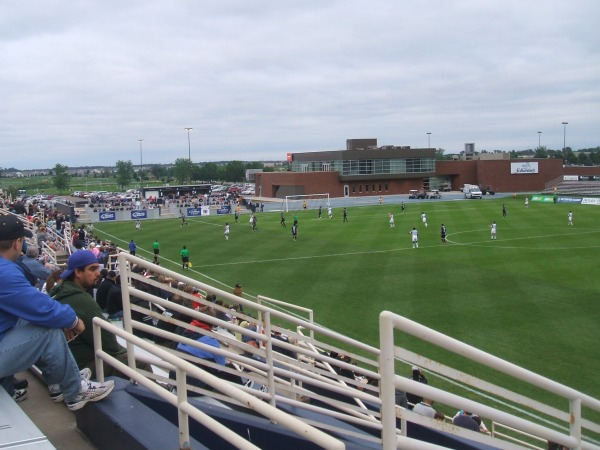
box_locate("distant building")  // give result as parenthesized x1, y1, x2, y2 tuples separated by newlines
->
(255, 138, 599, 197)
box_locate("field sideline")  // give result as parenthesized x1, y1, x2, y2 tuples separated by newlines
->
(93, 196, 600, 407)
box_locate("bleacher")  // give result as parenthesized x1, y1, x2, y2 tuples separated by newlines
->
(544, 176, 600, 195)
(64, 253, 600, 449)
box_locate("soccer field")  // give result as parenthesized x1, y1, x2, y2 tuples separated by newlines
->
(93, 196, 600, 401)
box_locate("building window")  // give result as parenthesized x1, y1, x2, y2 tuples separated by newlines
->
(322, 163, 331, 171)
(352, 185, 356, 193)
(301, 164, 308, 172)
(385, 183, 388, 191)
(359, 185, 362, 193)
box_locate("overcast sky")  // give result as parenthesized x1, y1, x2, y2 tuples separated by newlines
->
(1, 1, 599, 170)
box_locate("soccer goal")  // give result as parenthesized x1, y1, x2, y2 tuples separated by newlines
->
(283, 193, 330, 212)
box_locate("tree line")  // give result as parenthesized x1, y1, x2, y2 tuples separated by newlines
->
(49, 160, 276, 193)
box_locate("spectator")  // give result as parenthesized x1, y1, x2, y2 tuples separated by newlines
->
(452, 410, 480, 431)
(18, 246, 53, 290)
(406, 366, 428, 408)
(41, 268, 63, 294)
(413, 398, 438, 418)
(0, 215, 114, 409)
(105, 275, 123, 320)
(95, 270, 117, 310)
(52, 250, 146, 378)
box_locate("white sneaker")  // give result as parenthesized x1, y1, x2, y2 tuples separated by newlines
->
(49, 368, 93, 403)
(12, 388, 28, 402)
(66, 380, 115, 411)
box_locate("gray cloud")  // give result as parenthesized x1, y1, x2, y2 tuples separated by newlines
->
(1, 0, 599, 169)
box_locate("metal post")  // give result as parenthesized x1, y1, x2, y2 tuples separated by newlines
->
(184, 127, 193, 162)
(138, 139, 143, 192)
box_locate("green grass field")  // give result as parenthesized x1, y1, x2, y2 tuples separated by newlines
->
(92, 196, 600, 405)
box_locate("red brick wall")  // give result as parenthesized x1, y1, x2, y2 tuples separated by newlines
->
(255, 160, 600, 198)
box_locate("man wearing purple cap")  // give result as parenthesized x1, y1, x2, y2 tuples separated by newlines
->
(52, 250, 144, 378)
(0, 215, 114, 410)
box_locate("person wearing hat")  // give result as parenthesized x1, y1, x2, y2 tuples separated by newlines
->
(52, 250, 146, 378)
(0, 215, 114, 410)
(406, 365, 428, 408)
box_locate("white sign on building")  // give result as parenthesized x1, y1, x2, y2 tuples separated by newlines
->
(511, 162, 539, 174)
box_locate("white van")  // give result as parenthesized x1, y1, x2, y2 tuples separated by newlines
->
(463, 184, 482, 199)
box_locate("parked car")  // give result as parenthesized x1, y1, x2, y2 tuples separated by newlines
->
(408, 189, 418, 199)
(428, 189, 441, 199)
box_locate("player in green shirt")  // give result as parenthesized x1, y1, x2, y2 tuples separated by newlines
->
(180, 245, 190, 270)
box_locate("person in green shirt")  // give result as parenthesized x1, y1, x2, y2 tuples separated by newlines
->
(152, 239, 160, 264)
(180, 245, 190, 270)
(52, 250, 148, 378)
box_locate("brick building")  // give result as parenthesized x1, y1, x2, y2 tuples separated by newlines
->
(254, 139, 600, 198)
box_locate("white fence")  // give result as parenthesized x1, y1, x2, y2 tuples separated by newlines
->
(87, 252, 600, 449)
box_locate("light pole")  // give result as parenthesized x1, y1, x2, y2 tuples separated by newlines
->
(184, 127, 193, 162)
(427, 132, 431, 148)
(562, 122, 568, 153)
(138, 139, 144, 192)
(537, 131, 542, 150)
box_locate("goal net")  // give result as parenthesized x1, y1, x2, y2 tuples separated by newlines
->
(283, 194, 330, 212)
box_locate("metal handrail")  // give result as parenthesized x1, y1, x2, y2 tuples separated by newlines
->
(92, 318, 345, 450)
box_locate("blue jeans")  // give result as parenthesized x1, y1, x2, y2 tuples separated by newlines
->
(0, 319, 81, 402)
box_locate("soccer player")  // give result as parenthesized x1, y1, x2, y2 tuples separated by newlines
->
(328, 206, 333, 219)
(379, 196, 383, 205)
(180, 245, 190, 270)
(421, 212, 428, 228)
(128, 239, 136, 256)
(251, 214, 257, 231)
(343, 208, 348, 222)
(389, 213, 395, 228)
(152, 239, 160, 264)
(318, 206, 322, 219)
(291, 223, 298, 241)
(224, 223, 230, 240)
(135, 220, 141, 231)
(490, 221, 497, 240)
(440, 224, 447, 244)
(568, 210, 573, 225)
(234, 210, 239, 224)
(410, 228, 419, 248)
(525, 197, 529, 208)
(502, 204, 507, 218)
(280, 212, 286, 227)
(180, 213, 189, 227)
(401, 202, 405, 214)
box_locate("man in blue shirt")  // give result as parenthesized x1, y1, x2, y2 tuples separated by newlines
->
(0, 215, 114, 410)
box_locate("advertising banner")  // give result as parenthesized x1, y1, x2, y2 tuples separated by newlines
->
(581, 198, 600, 206)
(130, 210, 148, 220)
(217, 205, 232, 215)
(511, 162, 539, 174)
(201, 206, 211, 216)
(186, 207, 202, 217)
(531, 195, 555, 203)
(99, 211, 116, 222)
(556, 197, 582, 204)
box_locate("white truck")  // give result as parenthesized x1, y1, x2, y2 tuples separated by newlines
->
(463, 184, 482, 199)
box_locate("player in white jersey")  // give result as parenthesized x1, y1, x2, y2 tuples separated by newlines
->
(490, 221, 497, 240)
(421, 212, 428, 228)
(568, 211, 573, 225)
(327, 206, 333, 219)
(224, 223, 230, 240)
(389, 213, 395, 228)
(410, 228, 419, 248)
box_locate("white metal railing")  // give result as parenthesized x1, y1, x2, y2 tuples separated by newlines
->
(379, 311, 600, 450)
(88, 252, 600, 450)
(92, 319, 345, 450)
